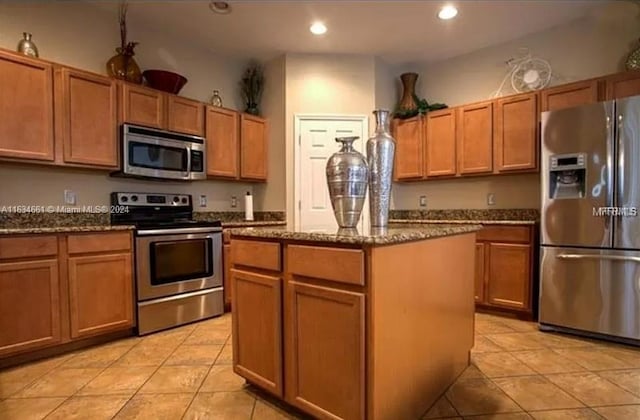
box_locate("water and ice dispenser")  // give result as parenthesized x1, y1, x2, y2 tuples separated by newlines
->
(548, 153, 587, 199)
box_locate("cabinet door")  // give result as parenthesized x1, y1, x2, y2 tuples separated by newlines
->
(426, 108, 457, 177)
(56, 68, 118, 167)
(223, 244, 232, 308)
(240, 114, 268, 180)
(457, 102, 493, 174)
(474, 243, 486, 303)
(540, 79, 601, 112)
(285, 281, 365, 420)
(120, 83, 165, 129)
(206, 106, 239, 178)
(232, 269, 282, 396)
(68, 253, 133, 339)
(486, 243, 531, 310)
(494, 93, 538, 172)
(392, 116, 424, 180)
(0, 51, 54, 161)
(0, 259, 61, 356)
(605, 71, 640, 100)
(167, 96, 205, 136)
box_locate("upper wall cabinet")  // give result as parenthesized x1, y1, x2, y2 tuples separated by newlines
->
(425, 108, 457, 177)
(120, 83, 165, 129)
(55, 68, 118, 168)
(206, 106, 239, 179)
(167, 96, 205, 137)
(457, 101, 493, 175)
(494, 93, 538, 173)
(0, 50, 54, 161)
(240, 114, 268, 181)
(540, 79, 601, 112)
(393, 116, 424, 180)
(605, 70, 640, 100)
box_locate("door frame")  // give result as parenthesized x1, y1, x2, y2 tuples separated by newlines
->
(293, 114, 369, 230)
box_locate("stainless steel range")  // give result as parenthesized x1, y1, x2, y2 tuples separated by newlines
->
(111, 192, 223, 335)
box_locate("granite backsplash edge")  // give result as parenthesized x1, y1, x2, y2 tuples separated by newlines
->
(389, 208, 539, 221)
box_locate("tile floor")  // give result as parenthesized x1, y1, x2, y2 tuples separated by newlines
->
(0, 313, 638, 419)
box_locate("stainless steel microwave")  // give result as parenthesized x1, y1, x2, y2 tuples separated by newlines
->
(120, 124, 206, 181)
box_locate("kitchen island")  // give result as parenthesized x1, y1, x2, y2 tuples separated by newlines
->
(228, 223, 480, 420)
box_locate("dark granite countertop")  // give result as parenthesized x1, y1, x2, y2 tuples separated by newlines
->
(0, 225, 135, 235)
(221, 221, 287, 228)
(390, 219, 536, 226)
(228, 223, 482, 246)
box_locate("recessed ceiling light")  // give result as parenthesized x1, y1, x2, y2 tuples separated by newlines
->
(438, 5, 458, 20)
(209, 1, 231, 14)
(310, 22, 327, 35)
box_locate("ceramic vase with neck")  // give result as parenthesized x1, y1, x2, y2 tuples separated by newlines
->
(326, 136, 369, 228)
(17, 32, 39, 58)
(366, 109, 396, 227)
(106, 42, 142, 84)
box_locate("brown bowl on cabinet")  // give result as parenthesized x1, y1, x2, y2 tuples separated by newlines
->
(142, 70, 188, 94)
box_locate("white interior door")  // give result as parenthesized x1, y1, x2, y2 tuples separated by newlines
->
(297, 117, 368, 231)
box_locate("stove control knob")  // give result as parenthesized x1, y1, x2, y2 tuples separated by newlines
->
(173, 196, 180, 204)
(181, 197, 188, 204)
(130, 195, 138, 202)
(121, 196, 128, 203)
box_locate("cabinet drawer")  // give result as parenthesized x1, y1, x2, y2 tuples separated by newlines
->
(287, 245, 365, 286)
(68, 232, 131, 255)
(231, 239, 281, 271)
(0, 235, 58, 260)
(476, 226, 531, 243)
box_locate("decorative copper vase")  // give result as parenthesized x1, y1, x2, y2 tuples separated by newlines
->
(398, 72, 419, 112)
(106, 43, 142, 84)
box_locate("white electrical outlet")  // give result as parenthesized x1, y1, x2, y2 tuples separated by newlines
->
(487, 193, 496, 206)
(231, 196, 238, 208)
(64, 190, 77, 205)
(419, 195, 427, 207)
(199, 195, 207, 207)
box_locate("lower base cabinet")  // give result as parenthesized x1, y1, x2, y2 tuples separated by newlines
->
(231, 268, 283, 396)
(285, 281, 365, 420)
(0, 232, 134, 360)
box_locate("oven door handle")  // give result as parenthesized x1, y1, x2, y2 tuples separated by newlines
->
(138, 286, 223, 306)
(136, 227, 222, 236)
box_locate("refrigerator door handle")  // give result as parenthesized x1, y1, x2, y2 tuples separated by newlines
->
(557, 253, 640, 263)
(617, 113, 624, 210)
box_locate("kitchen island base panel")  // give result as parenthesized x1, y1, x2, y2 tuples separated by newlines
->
(369, 234, 475, 420)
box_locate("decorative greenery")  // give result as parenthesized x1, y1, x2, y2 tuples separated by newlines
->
(240, 61, 265, 116)
(394, 94, 447, 119)
(117, 1, 138, 55)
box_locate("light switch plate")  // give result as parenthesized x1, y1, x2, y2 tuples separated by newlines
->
(419, 195, 427, 207)
(231, 196, 238, 208)
(199, 195, 207, 207)
(64, 190, 77, 205)
(487, 193, 496, 206)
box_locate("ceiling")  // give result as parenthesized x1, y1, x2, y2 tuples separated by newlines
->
(100, 0, 615, 64)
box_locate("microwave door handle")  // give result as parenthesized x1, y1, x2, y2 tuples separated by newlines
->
(186, 147, 192, 177)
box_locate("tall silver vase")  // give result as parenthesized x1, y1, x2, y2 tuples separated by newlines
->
(367, 110, 396, 227)
(326, 136, 369, 228)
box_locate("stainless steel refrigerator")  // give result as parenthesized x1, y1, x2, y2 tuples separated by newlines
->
(540, 95, 640, 344)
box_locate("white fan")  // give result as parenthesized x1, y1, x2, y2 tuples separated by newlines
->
(493, 49, 553, 97)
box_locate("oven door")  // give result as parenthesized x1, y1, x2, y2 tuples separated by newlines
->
(136, 231, 222, 301)
(124, 136, 192, 180)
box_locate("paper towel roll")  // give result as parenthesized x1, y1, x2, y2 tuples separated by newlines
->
(244, 191, 254, 221)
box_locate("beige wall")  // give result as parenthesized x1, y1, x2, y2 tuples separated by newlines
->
(284, 53, 376, 222)
(254, 55, 286, 211)
(391, 5, 639, 210)
(0, 1, 254, 211)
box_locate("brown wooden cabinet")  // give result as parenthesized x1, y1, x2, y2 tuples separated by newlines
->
(167, 95, 205, 136)
(0, 50, 54, 161)
(285, 281, 365, 420)
(605, 70, 640, 100)
(231, 268, 283, 396)
(457, 101, 493, 174)
(540, 79, 601, 112)
(240, 114, 268, 181)
(392, 116, 424, 180)
(425, 108, 457, 177)
(55, 68, 118, 168)
(494, 93, 538, 172)
(67, 253, 133, 339)
(0, 259, 61, 357)
(206, 106, 239, 178)
(120, 83, 165, 129)
(475, 225, 535, 318)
